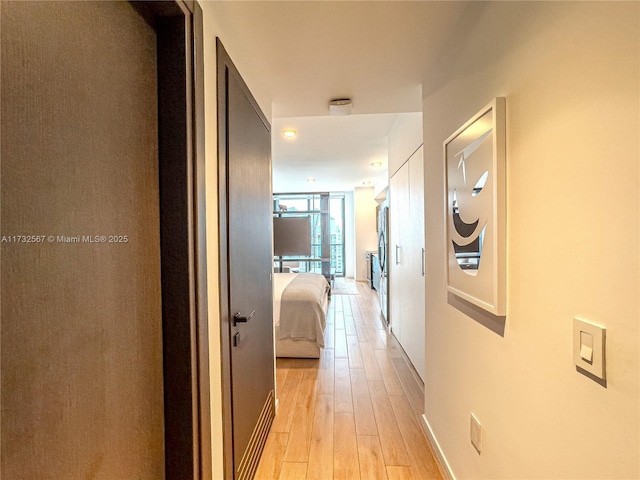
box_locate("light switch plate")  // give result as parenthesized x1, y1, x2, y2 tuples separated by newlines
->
(573, 317, 606, 380)
(470, 413, 482, 454)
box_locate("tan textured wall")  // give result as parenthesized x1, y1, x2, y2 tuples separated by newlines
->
(1, 2, 164, 477)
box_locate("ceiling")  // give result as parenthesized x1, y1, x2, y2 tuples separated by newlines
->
(272, 113, 421, 193)
(207, 1, 481, 193)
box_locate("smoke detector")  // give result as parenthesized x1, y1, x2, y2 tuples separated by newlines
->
(329, 98, 352, 116)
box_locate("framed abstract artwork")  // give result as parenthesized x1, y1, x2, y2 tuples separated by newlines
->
(444, 98, 506, 315)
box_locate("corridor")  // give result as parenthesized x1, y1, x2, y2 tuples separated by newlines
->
(255, 278, 442, 479)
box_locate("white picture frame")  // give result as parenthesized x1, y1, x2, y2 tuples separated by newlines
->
(444, 98, 506, 315)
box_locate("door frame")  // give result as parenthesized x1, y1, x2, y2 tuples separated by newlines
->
(132, 1, 211, 478)
(217, 38, 272, 480)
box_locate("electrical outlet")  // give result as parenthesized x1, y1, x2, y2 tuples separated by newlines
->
(470, 413, 482, 454)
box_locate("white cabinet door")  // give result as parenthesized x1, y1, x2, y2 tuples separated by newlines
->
(389, 161, 410, 339)
(401, 146, 425, 380)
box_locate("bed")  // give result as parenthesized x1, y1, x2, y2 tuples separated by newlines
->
(273, 272, 330, 358)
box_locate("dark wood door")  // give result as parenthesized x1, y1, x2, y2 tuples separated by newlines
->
(1, 2, 209, 478)
(218, 40, 275, 480)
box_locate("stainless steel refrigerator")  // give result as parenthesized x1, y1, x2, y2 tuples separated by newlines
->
(377, 203, 389, 322)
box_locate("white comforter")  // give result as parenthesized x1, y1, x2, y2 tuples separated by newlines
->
(273, 272, 329, 346)
(273, 272, 297, 328)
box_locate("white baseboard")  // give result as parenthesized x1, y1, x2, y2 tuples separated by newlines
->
(421, 414, 456, 480)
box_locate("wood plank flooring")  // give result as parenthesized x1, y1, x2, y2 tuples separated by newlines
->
(255, 279, 442, 480)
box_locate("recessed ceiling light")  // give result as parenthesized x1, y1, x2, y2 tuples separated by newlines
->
(370, 161, 383, 168)
(307, 177, 316, 183)
(283, 129, 297, 138)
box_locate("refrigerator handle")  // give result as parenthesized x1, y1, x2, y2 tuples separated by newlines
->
(421, 248, 425, 276)
(395, 245, 400, 265)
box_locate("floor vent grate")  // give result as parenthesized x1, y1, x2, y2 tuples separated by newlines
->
(236, 390, 275, 480)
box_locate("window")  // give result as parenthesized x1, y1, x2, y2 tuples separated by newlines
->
(329, 195, 345, 276)
(273, 192, 345, 277)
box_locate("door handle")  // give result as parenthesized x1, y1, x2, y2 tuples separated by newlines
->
(421, 248, 425, 276)
(395, 245, 400, 265)
(233, 310, 255, 326)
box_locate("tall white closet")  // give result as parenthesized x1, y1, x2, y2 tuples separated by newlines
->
(389, 145, 425, 380)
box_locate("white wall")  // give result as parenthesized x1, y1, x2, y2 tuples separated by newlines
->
(354, 187, 378, 281)
(200, 7, 222, 477)
(422, 3, 639, 479)
(373, 175, 388, 201)
(388, 112, 423, 177)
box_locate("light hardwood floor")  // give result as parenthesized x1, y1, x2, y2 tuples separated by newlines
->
(255, 278, 442, 480)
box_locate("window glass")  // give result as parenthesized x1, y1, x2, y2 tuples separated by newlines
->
(273, 193, 346, 277)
